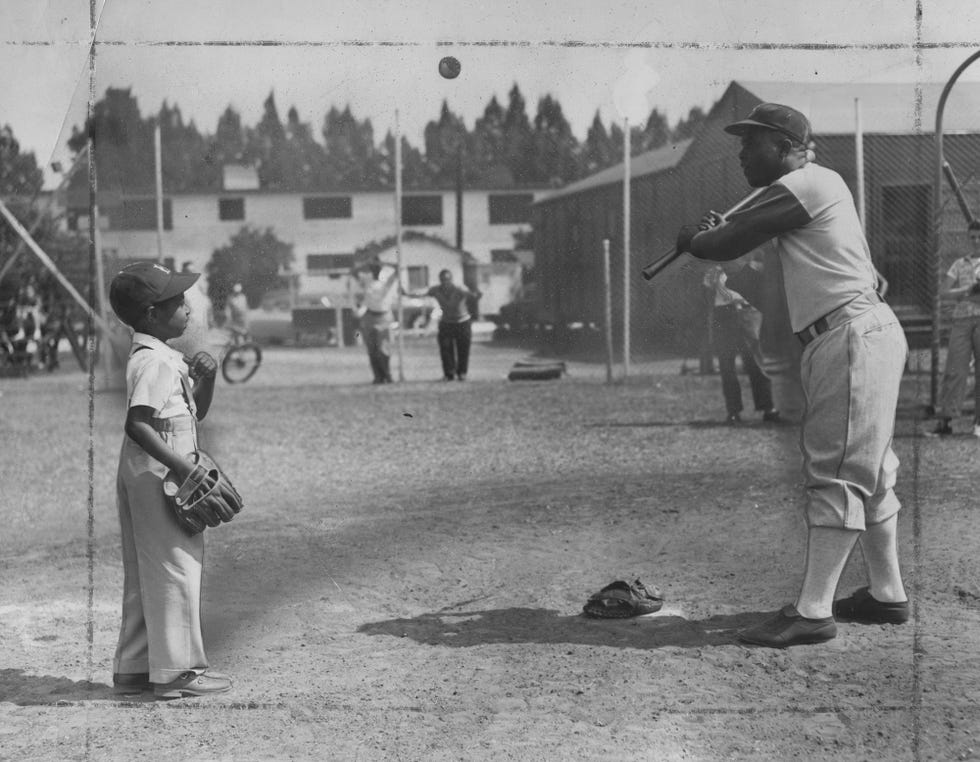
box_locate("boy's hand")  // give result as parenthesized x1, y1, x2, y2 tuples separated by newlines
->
(187, 351, 218, 381)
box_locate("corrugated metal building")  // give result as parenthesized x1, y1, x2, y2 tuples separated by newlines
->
(532, 80, 980, 355)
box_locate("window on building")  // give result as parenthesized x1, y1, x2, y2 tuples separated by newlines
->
(218, 197, 245, 221)
(109, 199, 173, 231)
(303, 196, 352, 219)
(307, 253, 355, 275)
(491, 249, 518, 263)
(488, 193, 534, 224)
(402, 195, 442, 226)
(406, 265, 429, 291)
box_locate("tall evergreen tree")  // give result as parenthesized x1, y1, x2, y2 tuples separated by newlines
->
(673, 106, 707, 141)
(470, 95, 510, 186)
(580, 111, 615, 174)
(530, 94, 579, 186)
(251, 92, 288, 189)
(502, 84, 534, 185)
(423, 100, 469, 187)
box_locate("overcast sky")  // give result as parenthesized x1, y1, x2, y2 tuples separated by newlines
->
(2, 0, 979, 187)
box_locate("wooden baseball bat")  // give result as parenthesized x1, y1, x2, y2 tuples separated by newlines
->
(640, 187, 768, 281)
(942, 160, 977, 226)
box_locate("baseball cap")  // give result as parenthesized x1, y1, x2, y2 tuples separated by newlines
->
(109, 260, 199, 327)
(724, 103, 811, 145)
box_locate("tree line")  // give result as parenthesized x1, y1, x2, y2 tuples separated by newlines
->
(66, 85, 706, 194)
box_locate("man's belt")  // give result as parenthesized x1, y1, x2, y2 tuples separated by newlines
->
(795, 291, 884, 347)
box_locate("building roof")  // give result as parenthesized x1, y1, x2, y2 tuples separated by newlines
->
(533, 139, 693, 205)
(737, 80, 980, 135)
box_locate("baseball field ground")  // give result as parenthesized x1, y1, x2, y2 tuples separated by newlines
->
(1, 334, 978, 761)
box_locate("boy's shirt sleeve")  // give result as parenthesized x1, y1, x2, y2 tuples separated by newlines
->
(128, 354, 181, 414)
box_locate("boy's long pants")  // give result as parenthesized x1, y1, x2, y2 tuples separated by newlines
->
(113, 417, 208, 684)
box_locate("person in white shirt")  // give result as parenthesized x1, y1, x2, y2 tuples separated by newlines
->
(930, 221, 980, 436)
(355, 259, 399, 384)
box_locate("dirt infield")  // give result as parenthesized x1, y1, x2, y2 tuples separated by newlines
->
(1, 337, 979, 761)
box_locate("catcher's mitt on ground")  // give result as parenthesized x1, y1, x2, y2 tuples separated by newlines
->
(583, 579, 665, 619)
(163, 450, 244, 536)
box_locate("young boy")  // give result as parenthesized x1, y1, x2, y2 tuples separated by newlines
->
(108, 261, 232, 698)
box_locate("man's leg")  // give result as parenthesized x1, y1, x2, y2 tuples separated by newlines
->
(938, 320, 972, 420)
(436, 323, 455, 379)
(713, 308, 743, 417)
(455, 321, 473, 378)
(856, 514, 906, 603)
(795, 527, 860, 619)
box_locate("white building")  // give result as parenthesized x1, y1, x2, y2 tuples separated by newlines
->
(75, 168, 546, 318)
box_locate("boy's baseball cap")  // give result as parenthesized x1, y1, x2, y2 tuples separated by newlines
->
(109, 260, 199, 327)
(724, 103, 812, 145)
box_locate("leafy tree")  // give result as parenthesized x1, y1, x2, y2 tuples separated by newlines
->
(206, 226, 294, 311)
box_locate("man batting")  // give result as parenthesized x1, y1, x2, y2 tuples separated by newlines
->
(675, 103, 910, 647)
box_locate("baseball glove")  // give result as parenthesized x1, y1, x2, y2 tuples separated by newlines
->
(163, 450, 244, 536)
(583, 579, 665, 619)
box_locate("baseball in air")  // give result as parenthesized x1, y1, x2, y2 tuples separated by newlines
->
(439, 56, 461, 79)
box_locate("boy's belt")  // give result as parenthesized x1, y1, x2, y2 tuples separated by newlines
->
(150, 416, 196, 432)
(796, 291, 884, 347)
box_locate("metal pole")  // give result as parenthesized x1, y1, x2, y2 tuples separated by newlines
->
(394, 110, 405, 382)
(622, 117, 631, 379)
(933, 49, 980, 409)
(154, 121, 164, 263)
(854, 98, 866, 232)
(603, 239, 613, 384)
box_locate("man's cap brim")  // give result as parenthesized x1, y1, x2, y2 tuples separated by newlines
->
(724, 119, 806, 143)
(156, 271, 200, 302)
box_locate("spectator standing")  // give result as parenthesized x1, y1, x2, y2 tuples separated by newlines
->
(404, 269, 481, 381)
(931, 222, 980, 436)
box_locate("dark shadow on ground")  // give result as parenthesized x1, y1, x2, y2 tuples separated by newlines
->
(584, 420, 797, 429)
(0, 668, 151, 705)
(357, 607, 769, 649)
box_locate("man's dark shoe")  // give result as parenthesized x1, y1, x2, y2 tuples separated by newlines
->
(113, 672, 151, 694)
(833, 587, 909, 624)
(925, 419, 953, 437)
(762, 409, 784, 424)
(737, 604, 837, 648)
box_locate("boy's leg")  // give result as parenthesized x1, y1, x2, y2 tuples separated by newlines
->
(126, 469, 208, 685)
(113, 468, 149, 677)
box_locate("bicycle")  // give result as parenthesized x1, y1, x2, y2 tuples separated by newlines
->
(221, 326, 262, 384)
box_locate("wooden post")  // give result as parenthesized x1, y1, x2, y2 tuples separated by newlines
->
(154, 120, 165, 262)
(603, 239, 613, 384)
(394, 110, 405, 382)
(623, 117, 631, 379)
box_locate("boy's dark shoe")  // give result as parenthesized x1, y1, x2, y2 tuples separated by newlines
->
(737, 605, 837, 648)
(833, 587, 910, 625)
(762, 409, 785, 424)
(113, 672, 152, 694)
(154, 671, 232, 699)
